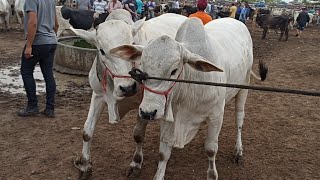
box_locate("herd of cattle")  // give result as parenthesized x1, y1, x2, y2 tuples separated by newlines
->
(67, 9, 268, 180)
(0, 0, 317, 179)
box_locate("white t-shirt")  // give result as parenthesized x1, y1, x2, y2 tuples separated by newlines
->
(172, 1, 179, 9)
(93, 0, 107, 13)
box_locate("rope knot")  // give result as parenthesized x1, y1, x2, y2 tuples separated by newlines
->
(129, 68, 148, 84)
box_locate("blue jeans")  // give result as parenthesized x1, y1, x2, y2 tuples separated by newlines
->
(20, 44, 57, 110)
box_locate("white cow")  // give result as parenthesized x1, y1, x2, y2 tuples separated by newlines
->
(0, 0, 10, 31)
(70, 9, 187, 178)
(110, 17, 268, 179)
(55, 6, 76, 37)
(14, 0, 24, 30)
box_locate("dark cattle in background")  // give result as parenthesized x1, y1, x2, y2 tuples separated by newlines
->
(61, 6, 109, 30)
(256, 9, 291, 41)
(183, 5, 197, 16)
(167, 8, 182, 15)
(217, 11, 230, 18)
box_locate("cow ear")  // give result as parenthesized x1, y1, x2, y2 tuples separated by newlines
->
(182, 48, 223, 72)
(109, 45, 144, 62)
(70, 27, 97, 46)
(131, 17, 146, 37)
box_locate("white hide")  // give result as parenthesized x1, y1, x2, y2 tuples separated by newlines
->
(71, 11, 188, 123)
(110, 17, 257, 179)
(14, 0, 24, 30)
(0, 0, 10, 30)
(56, 6, 76, 37)
(71, 10, 188, 176)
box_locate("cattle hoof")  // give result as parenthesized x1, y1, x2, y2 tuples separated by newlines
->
(78, 168, 93, 180)
(127, 166, 142, 178)
(73, 154, 93, 180)
(233, 154, 244, 166)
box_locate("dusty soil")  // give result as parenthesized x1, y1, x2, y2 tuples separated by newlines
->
(0, 23, 320, 180)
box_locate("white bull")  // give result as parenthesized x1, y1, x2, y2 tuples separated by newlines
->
(110, 17, 268, 179)
(55, 6, 75, 37)
(70, 9, 187, 178)
(0, 0, 10, 31)
(14, 0, 24, 30)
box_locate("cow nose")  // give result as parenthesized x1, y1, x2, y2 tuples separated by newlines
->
(140, 108, 157, 120)
(119, 83, 137, 97)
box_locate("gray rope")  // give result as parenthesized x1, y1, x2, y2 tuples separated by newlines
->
(129, 68, 320, 97)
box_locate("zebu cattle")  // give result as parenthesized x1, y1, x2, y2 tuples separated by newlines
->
(14, 0, 24, 30)
(110, 17, 268, 180)
(256, 9, 291, 41)
(0, 0, 10, 31)
(70, 10, 187, 178)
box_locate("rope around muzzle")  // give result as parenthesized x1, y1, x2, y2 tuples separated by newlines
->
(128, 68, 320, 97)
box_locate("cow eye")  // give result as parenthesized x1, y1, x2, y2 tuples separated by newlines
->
(100, 49, 105, 55)
(170, 69, 178, 76)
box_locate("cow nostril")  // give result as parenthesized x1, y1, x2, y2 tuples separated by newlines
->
(119, 86, 126, 93)
(151, 109, 157, 117)
(132, 82, 137, 90)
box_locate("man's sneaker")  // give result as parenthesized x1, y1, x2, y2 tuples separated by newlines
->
(17, 107, 39, 117)
(41, 109, 55, 118)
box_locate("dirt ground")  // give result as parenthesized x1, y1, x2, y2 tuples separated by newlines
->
(0, 22, 320, 180)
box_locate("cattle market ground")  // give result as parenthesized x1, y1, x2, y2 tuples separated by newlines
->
(0, 23, 320, 180)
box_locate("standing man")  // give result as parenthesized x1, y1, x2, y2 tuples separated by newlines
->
(107, 0, 123, 13)
(296, 7, 310, 38)
(124, 0, 138, 21)
(93, 0, 108, 13)
(229, 2, 237, 18)
(18, 0, 59, 118)
(76, 0, 91, 10)
(189, 0, 212, 25)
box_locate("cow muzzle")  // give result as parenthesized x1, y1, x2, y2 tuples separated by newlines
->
(119, 82, 137, 97)
(140, 108, 157, 120)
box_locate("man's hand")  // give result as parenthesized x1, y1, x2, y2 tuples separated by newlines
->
(24, 46, 33, 59)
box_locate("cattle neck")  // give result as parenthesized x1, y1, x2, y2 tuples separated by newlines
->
(96, 51, 136, 92)
(139, 66, 184, 109)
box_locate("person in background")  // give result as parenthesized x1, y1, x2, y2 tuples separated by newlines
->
(239, 3, 247, 23)
(147, 0, 156, 19)
(189, 0, 212, 25)
(295, 7, 310, 38)
(235, 3, 241, 20)
(18, 0, 59, 118)
(136, 0, 144, 19)
(107, 0, 123, 13)
(93, 0, 107, 13)
(229, 2, 237, 18)
(124, 0, 138, 21)
(76, 0, 91, 10)
(172, 0, 179, 9)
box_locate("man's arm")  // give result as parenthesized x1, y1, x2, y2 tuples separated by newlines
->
(54, 13, 59, 34)
(24, 11, 37, 59)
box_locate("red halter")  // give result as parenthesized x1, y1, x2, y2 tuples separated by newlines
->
(139, 67, 183, 108)
(101, 60, 136, 92)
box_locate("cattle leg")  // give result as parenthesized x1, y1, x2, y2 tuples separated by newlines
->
(153, 141, 173, 180)
(262, 28, 268, 39)
(284, 28, 289, 41)
(206, 109, 224, 180)
(75, 92, 106, 180)
(127, 115, 148, 177)
(234, 89, 248, 164)
(278, 30, 284, 41)
(5, 14, 10, 31)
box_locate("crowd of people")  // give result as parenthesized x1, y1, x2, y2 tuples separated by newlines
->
(72, 0, 256, 25)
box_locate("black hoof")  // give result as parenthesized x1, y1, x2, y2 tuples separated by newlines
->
(127, 166, 142, 178)
(78, 168, 93, 180)
(233, 155, 244, 166)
